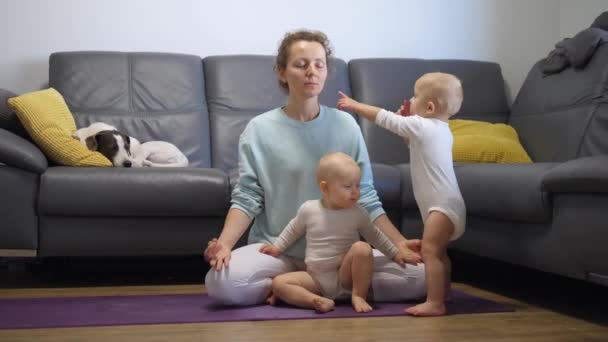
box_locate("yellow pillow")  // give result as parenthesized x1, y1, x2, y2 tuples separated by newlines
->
(8, 88, 112, 167)
(449, 119, 533, 163)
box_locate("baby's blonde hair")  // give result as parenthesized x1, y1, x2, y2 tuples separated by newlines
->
(416, 72, 463, 115)
(316, 152, 360, 184)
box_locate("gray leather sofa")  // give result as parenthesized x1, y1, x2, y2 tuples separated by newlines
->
(1, 49, 606, 287)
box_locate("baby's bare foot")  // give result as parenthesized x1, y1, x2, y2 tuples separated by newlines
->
(352, 295, 373, 313)
(405, 301, 446, 317)
(265, 291, 277, 306)
(313, 297, 335, 313)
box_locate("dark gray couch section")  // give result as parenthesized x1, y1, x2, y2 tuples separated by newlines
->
(1, 51, 607, 287)
(39, 217, 226, 257)
(38, 167, 229, 217)
(510, 44, 608, 162)
(349, 59, 510, 164)
(50, 52, 211, 167)
(0, 167, 39, 251)
(0, 91, 43, 252)
(204, 55, 351, 172)
(350, 54, 608, 286)
(204, 55, 287, 173)
(0, 129, 47, 173)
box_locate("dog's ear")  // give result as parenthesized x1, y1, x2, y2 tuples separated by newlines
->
(85, 136, 98, 151)
(123, 134, 131, 152)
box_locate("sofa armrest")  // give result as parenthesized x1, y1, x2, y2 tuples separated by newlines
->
(0, 128, 48, 174)
(542, 155, 608, 193)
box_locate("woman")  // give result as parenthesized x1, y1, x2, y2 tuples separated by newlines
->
(204, 30, 426, 306)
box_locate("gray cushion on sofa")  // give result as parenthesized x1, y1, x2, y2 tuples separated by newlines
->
(349, 58, 510, 165)
(543, 155, 608, 193)
(49, 52, 211, 167)
(510, 44, 608, 162)
(0, 89, 30, 139)
(456, 163, 558, 223)
(39, 167, 229, 216)
(371, 163, 401, 210)
(204, 55, 351, 172)
(399, 163, 557, 223)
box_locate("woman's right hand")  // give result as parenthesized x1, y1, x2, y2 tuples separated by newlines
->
(204, 238, 232, 271)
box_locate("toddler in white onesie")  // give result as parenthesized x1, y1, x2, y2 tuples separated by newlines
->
(260, 152, 408, 313)
(338, 72, 466, 317)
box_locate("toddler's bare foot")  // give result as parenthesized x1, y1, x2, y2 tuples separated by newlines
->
(312, 297, 335, 313)
(352, 295, 373, 313)
(265, 291, 277, 306)
(405, 301, 446, 317)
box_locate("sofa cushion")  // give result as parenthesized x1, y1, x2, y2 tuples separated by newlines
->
(204, 55, 351, 172)
(510, 44, 608, 162)
(371, 163, 401, 210)
(399, 163, 557, 223)
(449, 119, 532, 163)
(456, 163, 557, 223)
(8, 88, 112, 167)
(39, 167, 229, 217)
(49, 52, 211, 167)
(0, 88, 30, 139)
(350, 58, 510, 165)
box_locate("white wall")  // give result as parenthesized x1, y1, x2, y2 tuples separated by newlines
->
(560, 0, 607, 37)
(1, 0, 590, 103)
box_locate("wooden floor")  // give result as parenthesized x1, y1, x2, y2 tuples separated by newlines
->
(0, 254, 606, 342)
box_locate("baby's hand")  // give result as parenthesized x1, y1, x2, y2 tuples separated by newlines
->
(259, 244, 282, 257)
(337, 91, 359, 112)
(396, 99, 411, 116)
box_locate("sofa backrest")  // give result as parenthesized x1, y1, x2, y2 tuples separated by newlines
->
(49, 52, 211, 167)
(203, 55, 351, 172)
(349, 58, 510, 164)
(509, 44, 608, 162)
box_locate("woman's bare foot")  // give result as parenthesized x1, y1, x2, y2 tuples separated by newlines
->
(405, 301, 446, 317)
(351, 295, 373, 313)
(312, 297, 335, 313)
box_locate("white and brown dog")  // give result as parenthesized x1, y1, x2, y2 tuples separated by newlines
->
(72, 122, 188, 168)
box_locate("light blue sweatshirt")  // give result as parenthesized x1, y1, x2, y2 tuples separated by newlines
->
(231, 105, 384, 258)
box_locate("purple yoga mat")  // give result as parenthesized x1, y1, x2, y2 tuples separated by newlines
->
(0, 289, 512, 329)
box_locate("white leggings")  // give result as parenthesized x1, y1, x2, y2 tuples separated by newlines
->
(204, 243, 427, 306)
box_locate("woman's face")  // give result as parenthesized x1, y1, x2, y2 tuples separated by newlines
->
(279, 41, 328, 98)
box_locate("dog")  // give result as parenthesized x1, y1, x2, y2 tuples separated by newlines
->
(72, 122, 188, 168)
(129, 137, 189, 167)
(71, 122, 117, 145)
